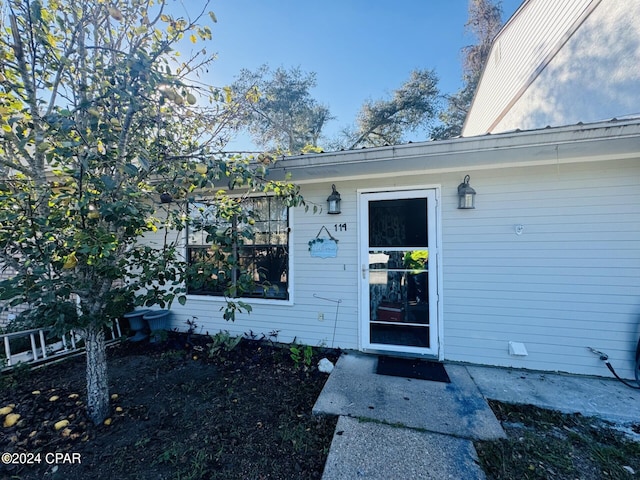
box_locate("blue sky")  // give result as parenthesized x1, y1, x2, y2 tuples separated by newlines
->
(174, 0, 524, 149)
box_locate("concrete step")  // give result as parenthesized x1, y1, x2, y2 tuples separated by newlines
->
(322, 416, 486, 480)
(313, 352, 505, 440)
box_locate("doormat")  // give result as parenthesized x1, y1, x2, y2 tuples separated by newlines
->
(376, 356, 450, 383)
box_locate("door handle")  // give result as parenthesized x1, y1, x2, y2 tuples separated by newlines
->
(362, 264, 367, 279)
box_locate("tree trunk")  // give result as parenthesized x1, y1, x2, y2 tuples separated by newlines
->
(85, 326, 110, 425)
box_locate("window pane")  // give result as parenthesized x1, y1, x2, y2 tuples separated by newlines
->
(186, 248, 231, 295)
(250, 200, 269, 222)
(186, 196, 289, 300)
(369, 250, 429, 271)
(270, 202, 288, 221)
(369, 198, 428, 248)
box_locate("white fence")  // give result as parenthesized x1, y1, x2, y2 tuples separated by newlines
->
(1, 321, 122, 370)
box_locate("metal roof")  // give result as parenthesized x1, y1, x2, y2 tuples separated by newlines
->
(268, 117, 640, 184)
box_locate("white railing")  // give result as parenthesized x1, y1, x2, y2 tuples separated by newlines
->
(1, 320, 122, 370)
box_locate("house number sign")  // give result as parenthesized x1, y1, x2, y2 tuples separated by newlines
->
(309, 225, 339, 259)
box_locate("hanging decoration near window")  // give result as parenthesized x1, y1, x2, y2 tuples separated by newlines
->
(309, 226, 339, 258)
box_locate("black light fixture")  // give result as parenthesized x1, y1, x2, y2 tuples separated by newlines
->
(457, 175, 476, 209)
(327, 184, 341, 214)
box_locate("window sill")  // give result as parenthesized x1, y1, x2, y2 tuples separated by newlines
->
(184, 294, 294, 307)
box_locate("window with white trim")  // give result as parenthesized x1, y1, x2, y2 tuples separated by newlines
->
(186, 196, 289, 300)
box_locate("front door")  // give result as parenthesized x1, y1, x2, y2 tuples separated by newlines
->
(359, 189, 439, 356)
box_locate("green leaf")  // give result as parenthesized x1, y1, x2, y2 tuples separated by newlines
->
(123, 163, 138, 176)
(138, 157, 150, 171)
(101, 175, 116, 190)
(238, 301, 252, 314)
(30, 1, 43, 22)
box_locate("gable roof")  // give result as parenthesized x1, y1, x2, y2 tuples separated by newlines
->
(463, 0, 640, 136)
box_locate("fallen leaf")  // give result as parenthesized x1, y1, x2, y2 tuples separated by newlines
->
(0, 405, 14, 415)
(54, 419, 69, 431)
(3, 413, 20, 428)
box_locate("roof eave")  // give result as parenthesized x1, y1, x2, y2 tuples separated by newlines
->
(267, 119, 640, 183)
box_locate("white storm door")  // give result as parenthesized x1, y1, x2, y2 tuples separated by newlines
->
(360, 189, 439, 356)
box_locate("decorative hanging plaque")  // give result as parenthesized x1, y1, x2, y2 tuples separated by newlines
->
(309, 226, 338, 258)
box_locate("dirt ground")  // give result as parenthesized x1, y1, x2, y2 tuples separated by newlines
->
(476, 400, 640, 480)
(0, 334, 339, 480)
(4, 332, 640, 480)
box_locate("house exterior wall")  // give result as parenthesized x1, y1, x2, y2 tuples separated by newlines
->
(442, 158, 640, 379)
(0, 265, 22, 326)
(158, 154, 640, 379)
(159, 182, 361, 349)
(463, 0, 640, 136)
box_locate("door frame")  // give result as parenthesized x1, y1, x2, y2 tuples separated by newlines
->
(357, 186, 443, 359)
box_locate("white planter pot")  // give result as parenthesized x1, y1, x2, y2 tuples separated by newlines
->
(123, 309, 151, 342)
(143, 310, 171, 342)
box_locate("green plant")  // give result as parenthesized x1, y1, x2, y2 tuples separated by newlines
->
(403, 250, 428, 270)
(290, 344, 314, 369)
(185, 317, 200, 336)
(0, 361, 32, 389)
(279, 422, 313, 453)
(160, 349, 185, 362)
(150, 329, 169, 343)
(0, 0, 305, 425)
(134, 437, 151, 448)
(153, 442, 211, 480)
(206, 331, 242, 358)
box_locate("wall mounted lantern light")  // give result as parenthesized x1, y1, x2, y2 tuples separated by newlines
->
(457, 175, 476, 209)
(327, 184, 341, 214)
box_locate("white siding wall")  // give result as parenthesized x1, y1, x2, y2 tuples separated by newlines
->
(162, 182, 361, 350)
(462, 0, 640, 137)
(492, 1, 640, 133)
(442, 158, 640, 378)
(141, 156, 640, 379)
(464, 0, 593, 135)
(0, 265, 24, 326)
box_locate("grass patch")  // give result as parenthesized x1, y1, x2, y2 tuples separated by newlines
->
(475, 400, 640, 479)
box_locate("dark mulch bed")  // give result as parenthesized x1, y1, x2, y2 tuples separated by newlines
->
(0, 335, 339, 480)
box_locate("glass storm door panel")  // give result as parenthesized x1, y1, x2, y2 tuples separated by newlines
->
(360, 190, 438, 356)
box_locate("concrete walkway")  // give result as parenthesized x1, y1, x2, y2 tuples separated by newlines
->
(313, 352, 640, 480)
